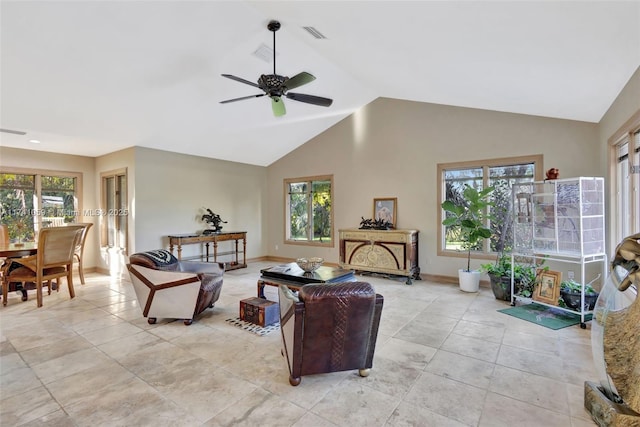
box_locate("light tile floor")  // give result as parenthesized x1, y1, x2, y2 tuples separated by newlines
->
(1, 262, 598, 426)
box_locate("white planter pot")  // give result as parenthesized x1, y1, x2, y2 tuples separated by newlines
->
(458, 269, 481, 293)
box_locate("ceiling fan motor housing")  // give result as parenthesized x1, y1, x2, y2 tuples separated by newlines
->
(258, 74, 287, 97)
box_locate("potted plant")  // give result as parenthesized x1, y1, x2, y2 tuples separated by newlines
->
(441, 185, 494, 292)
(480, 254, 512, 300)
(558, 279, 599, 311)
(480, 254, 541, 301)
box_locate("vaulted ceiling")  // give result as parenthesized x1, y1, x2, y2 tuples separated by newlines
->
(1, 1, 639, 166)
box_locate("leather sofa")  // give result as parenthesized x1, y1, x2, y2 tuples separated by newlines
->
(278, 281, 383, 385)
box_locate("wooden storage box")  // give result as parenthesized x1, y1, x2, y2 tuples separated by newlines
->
(240, 297, 279, 326)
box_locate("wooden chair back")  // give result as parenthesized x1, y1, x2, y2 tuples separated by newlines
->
(39, 226, 84, 267)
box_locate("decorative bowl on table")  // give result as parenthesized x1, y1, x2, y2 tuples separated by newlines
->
(296, 257, 324, 273)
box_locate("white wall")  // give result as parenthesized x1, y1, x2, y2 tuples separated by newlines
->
(266, 98, 600, 279)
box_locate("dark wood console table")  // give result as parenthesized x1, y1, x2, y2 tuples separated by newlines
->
(168, 232, 247, 270)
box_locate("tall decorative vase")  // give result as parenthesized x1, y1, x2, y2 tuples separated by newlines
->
(458, 269, 481, 293)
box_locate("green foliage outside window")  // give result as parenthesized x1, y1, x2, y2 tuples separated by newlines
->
(0, 172, 77, 241)
(443, 162, 535, 256)
(287, 177, 332, 244)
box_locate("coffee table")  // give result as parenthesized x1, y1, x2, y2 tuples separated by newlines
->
(257, 262, 355, 298)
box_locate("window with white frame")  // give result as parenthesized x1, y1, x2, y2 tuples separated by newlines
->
(284, 175, 333, 246)
(438, 155, 543, 258)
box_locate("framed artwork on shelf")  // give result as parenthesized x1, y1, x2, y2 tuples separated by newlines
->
(533, 269, 562, 305)
(373, 198, 397, 228)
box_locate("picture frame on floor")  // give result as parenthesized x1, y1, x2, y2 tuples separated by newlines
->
(533, 269, 561, 305)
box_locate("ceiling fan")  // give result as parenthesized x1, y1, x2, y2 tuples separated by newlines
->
(220, 20, 333, 117)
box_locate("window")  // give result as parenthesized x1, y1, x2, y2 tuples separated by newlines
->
(101, 169, 128, 249)
(284, 175, 333, 246)
(438, 155, 543, 258)
(0, 169, 81, 241)
(610, 110, 640, 245)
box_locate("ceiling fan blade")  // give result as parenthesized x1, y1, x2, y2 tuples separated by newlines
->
(220, 93, 266, 104)
(271, 96, 286, 117)
(286, 92, 333, 107)
(284, 72, 316, 91)
(221, 74, 260, 88)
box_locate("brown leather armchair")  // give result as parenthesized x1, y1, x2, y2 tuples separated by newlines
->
(278, 281, 383, 386)
(128, 249, 224, 325)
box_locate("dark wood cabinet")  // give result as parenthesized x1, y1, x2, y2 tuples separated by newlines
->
(339, 229, 420, 284)
(168, 232, 247, 270)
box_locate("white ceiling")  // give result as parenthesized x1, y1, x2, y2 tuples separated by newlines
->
(1, 1, 639, 167)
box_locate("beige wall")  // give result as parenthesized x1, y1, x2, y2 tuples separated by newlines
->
(266, 98, 599, 278)
(133, 147, 268, 261)
(0, 146, 98, 271)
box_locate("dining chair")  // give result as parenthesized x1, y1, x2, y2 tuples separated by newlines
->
(67, 222, 93, 284)
(3, 225, 84, 307)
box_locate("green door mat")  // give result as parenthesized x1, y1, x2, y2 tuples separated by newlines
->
(498, 303, 592, 330)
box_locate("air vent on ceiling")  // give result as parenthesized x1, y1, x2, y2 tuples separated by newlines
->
(0, 128, 27, 135)
(252, 43, 274, 63)
(302, 26, 327, 39)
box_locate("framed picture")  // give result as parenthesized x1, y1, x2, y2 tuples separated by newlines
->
(373, 198, 397, 227)
(533, 269, 562, 305)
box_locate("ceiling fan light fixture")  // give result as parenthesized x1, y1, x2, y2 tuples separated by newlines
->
(272, 96, 286, 117)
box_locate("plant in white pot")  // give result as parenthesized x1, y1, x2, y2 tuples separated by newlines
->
(441, 185, 495, 292)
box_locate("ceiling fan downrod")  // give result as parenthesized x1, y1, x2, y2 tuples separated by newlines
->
(268, 20, 280, 76)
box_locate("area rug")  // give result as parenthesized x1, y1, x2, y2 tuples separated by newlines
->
(225, 317, 280, 336)
(497, 303, 593, 330)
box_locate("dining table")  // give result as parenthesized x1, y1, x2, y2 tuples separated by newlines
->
(1, 241, 37, 306)
(0, 241, 38, 258)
